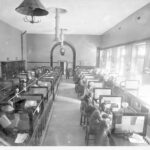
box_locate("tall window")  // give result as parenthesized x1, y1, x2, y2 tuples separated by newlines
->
(131, 43, 146, 75)
(117, 46, 126, 75)
(106, 49, 112, 73)
(100, 50, 107, 71)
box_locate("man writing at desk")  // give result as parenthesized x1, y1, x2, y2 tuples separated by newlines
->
(88, 103, 113, 146)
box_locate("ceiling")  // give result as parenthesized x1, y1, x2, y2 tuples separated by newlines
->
(0, 0, 150, 35)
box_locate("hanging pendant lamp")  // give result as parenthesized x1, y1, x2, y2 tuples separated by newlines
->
(59, 28, 67, 56)
(60, 46, 65, 56)
(15, 0, 49, 23)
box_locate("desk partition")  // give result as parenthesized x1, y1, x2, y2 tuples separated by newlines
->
(84, 75, 94, 79)
(93, 88, 112, 104)
(113, 113, 148, 136)
(87, 80, 102, 87)
(99, 96, 122, 112)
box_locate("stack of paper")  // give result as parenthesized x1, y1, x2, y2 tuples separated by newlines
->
(129, 133, 147, 144)
(36, 105, 40, 113)
(25, 100, 37, 108)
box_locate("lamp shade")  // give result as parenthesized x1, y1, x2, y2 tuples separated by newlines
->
(15, 0, 48, 16)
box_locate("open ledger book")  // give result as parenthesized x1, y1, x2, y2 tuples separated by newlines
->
(15, 133, 29, 143)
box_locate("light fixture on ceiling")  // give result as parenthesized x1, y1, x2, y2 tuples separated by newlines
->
(60, 46, 65, 56)
(60, 28, 67, 56)
(48, 7, 67, 56)
(48, 7, 67, 41)
(15, 0, 49, 24)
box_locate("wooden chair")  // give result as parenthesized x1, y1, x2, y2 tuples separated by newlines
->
(85, 125, 96, 145)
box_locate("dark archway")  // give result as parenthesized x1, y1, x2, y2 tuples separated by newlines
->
(50, 41, 76, 71)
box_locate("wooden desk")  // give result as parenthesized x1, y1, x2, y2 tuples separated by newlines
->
(110, 134, 149, 146)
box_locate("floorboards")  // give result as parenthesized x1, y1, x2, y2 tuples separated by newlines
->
(42, 77, 86, 146)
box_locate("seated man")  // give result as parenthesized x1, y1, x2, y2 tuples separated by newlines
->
(0, 100, 33, 136)
(79, 87, 88, 99)
(88, 108, 101, 133)
(100, 102, 113, 135)
(95, 119, 110, 146)
(85, 104, 96, 118)
(78, 85, 85, 97)
(88, 106, 112, 146)
(88, 82, 94, 92)
(80, 93, 93, 126)
(75, 77, 85, 97)
(0, 103, 20, 138)
(80, 95, 89, 126)
(79, 83, 94, 100)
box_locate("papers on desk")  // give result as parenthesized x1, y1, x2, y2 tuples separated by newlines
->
(36, 105, 40, 113)
(0, 114, 11, 128)
(15, 133, 29, 143)
(25, 100, 37, 108)
(129, 133, 147, 144)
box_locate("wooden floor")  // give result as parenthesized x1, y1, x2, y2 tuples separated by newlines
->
(42, 76, 86, 146)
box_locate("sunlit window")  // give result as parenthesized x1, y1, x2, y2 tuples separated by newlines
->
(133, 42, 146, 57)
(121, 48, 126, 56)
(137, 45, 146, 57)
(118, 46, 126, 56)
(117, 48, 120, 59)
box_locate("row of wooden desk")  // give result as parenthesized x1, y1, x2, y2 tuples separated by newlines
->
(74, 68, 149, 146)
(0, 67, 62, 146)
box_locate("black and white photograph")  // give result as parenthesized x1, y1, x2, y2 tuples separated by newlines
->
(0, 0, 150, 148)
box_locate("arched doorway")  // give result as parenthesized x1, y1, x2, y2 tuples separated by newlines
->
(50, 41, 76, 71)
